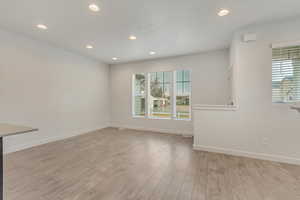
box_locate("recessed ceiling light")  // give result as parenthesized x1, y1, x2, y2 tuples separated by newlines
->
(129, 35, 137, 40)
(86, 45, 93, 49)
(36, 24, 48, 30)
(89, 4, 100, 12)
(218, 9, 230, 16)
(112, 57, 118, 61)
(149, 51, 156, 55)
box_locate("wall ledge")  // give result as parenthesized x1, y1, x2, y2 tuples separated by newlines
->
(192, 104, 239, 111)
(4, 124, 110, 154)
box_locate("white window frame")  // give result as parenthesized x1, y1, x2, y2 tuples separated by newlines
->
(174, 70, 192, 121)
(271, 42, 300, 105)
(132, 70, 192, 121)
(147, 71, 174, 120)
(132, 73, 146, 118)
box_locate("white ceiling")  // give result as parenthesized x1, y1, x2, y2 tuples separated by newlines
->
(0, 0, 300, 64)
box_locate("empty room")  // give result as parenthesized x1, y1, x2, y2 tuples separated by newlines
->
(1, 0, 300, 199)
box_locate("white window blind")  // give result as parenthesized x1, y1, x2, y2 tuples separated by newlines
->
(272, 45, 300, 103)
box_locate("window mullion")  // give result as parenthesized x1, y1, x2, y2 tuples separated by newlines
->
(146, 73, 150, 118)
(131, 74, 135, 117)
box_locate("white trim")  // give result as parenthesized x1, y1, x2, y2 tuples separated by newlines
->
(192, 104, 239, 111)
(193, 144, 300, 166)
(271, 40, 300, 48)
(4, 124, 109, 154)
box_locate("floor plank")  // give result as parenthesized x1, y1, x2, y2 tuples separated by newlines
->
(4, 128, 300, 200)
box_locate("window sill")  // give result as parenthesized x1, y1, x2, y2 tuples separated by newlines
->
(132, 116, 191, 121)
(132, 115, 146, 119)
(272, 102, 300, 113)
(272, 102, 299, 108)
(174, 118, 192, 121)
(272, 101, 300, 105)
(147, 115, 174, 120)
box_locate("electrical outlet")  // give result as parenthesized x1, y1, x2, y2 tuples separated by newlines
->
(262, 138, 269, 146)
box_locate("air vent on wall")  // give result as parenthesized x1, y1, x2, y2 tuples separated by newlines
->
(242, 33, 257, 43)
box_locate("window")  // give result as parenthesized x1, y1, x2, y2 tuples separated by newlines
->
(132, 74, 146, 116)
(176, 70, 191, 119)
(132, 70, 191, 120)
(272, 46, 300, 103)
(149, 72, 172, 118)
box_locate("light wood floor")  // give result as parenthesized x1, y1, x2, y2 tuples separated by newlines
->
(4, 128, 300, 200)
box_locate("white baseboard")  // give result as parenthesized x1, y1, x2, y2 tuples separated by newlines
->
(193, 144, 300, 166)
(4, 124, 109, 154)
(110, 124, 193, 137)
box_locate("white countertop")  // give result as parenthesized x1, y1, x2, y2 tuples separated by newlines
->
(0, 123, 38, 137)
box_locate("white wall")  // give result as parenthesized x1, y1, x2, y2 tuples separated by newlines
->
(194, 18, 300, 165)
(110, 49, 229, 135)
(0, 29, 110, 153)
